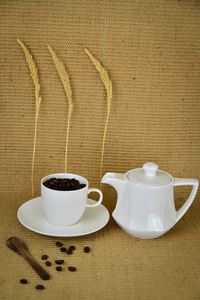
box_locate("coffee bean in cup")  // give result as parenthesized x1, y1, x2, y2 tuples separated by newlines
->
(43, 178, 86, 191)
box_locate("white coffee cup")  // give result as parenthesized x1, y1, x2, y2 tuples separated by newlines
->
(41, 173, 103, 226)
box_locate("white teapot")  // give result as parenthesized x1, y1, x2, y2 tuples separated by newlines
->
(102, 162, 199, 239)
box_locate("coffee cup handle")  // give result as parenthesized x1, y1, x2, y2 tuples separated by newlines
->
(86, 188, 103, 207)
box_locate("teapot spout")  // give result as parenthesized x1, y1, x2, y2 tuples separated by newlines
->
(102, 172, 126, 189)
(102, 172, 127, 224)
(101, 172, 127, 201)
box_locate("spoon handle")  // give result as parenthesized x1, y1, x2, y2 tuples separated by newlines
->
(21, 250, 50, 280)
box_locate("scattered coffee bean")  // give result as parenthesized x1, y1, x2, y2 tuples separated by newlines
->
(41, 255, 48, 260)
(55, 260, 64, 265)
(68, 266, 77, 272)
(45, 261, 52, 267)
(84, 246, 91, 253)
(20, 279, 28, 284)
(69, 245, 76, 251)
(60, 247, 67, 252)
(56, 266, 62, 272)
(66, 249, 73, 255)
(55, 242, 63, 247)
(35, 284, 45, 290)
(43, 178, 86, 191)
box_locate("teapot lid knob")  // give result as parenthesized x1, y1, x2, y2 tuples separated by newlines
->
(143, 162, 158, 177)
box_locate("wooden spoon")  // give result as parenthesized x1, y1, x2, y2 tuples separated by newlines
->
(7, 237, 50, 280)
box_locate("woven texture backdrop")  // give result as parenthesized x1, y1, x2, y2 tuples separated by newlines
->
(0, 1, 200, 300)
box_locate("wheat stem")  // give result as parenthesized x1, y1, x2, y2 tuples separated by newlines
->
(64, 107, 73, 172)
(31, 113, 39, 196)
(17, 39, 41, 197)
(100, 112, 110, 183)
(85, 48, 112, 185)
(48, 45, 73, 173)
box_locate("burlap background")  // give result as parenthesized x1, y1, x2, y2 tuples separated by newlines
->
(0, 0, 200, 299)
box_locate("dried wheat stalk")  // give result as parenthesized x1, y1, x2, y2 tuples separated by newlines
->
(84, 48, 112, 184)
(48, 45, 73, 173)
(17, 39, 42, 197)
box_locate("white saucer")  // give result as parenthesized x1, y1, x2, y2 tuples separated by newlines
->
(17, 197, 110, 237)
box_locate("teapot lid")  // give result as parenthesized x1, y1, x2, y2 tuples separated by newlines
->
(127, 162, 172, 186)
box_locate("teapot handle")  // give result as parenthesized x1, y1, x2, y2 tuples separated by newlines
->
(173, 178, 199, 222)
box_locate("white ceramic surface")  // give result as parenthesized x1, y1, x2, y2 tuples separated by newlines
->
(17, 197, 110, 237)
(102, 162, 199, 239)
(41, 173, 103, 226)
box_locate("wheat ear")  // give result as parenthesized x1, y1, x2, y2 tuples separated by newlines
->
(84, 48, 112, 185)
(17, 39, 41, 197)
(48, 45, 73, 173)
